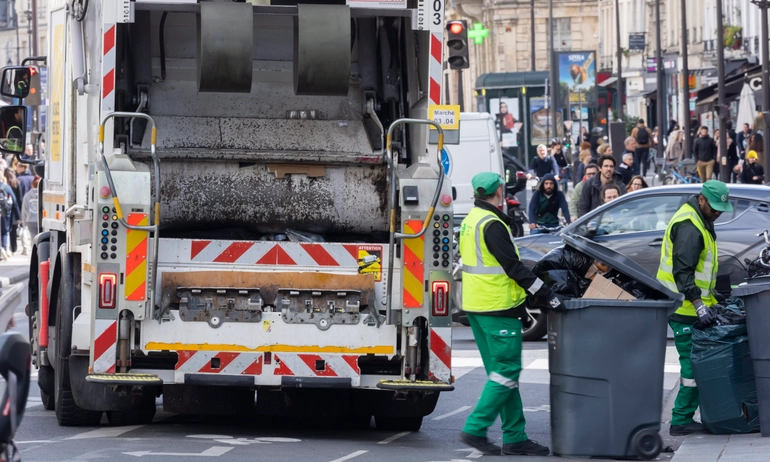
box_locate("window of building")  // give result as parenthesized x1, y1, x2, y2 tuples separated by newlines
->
(549, 18, 572, 51)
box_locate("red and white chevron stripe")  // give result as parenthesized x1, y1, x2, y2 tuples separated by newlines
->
(170, 240, 361, 267)
(92, 319, 118, 373)
(427, 0, 444, 106)
(101, 23, 116, 114)
(174, 351, 361, 378)
(429, 327, 451, 383)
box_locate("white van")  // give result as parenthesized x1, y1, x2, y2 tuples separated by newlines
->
(446, 112, 506, 219)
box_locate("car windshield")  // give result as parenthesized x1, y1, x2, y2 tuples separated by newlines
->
(580, 195, 683, 236)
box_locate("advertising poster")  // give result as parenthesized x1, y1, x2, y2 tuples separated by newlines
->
(530, 96, 563, 146)
(490, 98, 521, 147)
(558, 51, 597, 109)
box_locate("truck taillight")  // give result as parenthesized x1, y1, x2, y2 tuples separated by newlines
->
(99, 273, 117, 309)
(432, 281, 449, 316)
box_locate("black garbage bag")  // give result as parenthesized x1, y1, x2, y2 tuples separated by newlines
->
(742, 390, 761, 430)
(532, 246, 593, 277)
(616, 278, 649, 300)
(691, 319, 759, 434)
(540, 269, 591, 299)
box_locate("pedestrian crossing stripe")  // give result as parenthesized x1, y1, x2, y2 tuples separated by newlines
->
(125, 213, 148, 301)
(402, 220, 425, 308)
(357, 245, 382, 281)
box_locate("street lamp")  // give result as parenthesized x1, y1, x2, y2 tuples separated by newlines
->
(751, 0, 770, 176)
(716, 0, 729, 181)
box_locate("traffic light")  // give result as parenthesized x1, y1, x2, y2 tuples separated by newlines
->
(446, 20, 469, 70)
(25, 66, 41, 106)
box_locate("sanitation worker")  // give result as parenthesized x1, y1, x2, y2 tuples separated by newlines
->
(657, 180, 732, 436)
(458, 172, 562, 456)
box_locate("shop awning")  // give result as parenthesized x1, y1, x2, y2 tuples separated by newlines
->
(598, 76, 617, 87)
(475, 71, 551, 90)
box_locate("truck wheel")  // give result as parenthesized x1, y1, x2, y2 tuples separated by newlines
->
(374, 415, 423, 432)
(38, 366, 55, 410)
(54, 254, 102, 427)
(106, 404, 157, 426)
(521, 309, 547, 341)
(631, 428, 662, 460)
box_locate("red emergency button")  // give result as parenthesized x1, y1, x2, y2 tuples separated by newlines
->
(99, 186, 111, 198)
(441, 194, 452, 206)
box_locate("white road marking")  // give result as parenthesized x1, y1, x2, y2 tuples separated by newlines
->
(432, 405, 472, 421)
(15, 440, 55, 444)
(455, 448, 484, 459)
(187, 435, 237, 439)
(523, 404, 550, 413)
(329, 450, 368, 462)
(67, 425, 144, 440)
(377, 431, 411, 445)
(665, 364, 680, 373)
(452, 357, 483, 368)
(123, 446, 233, 458)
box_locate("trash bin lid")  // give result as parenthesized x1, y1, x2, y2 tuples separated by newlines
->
(733, 276, 770, 297)
(561, 234, 684, 302)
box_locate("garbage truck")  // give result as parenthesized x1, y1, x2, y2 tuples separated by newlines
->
(10, 0, 455, 430)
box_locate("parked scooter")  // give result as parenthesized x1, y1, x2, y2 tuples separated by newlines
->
(506, 170, 528, 238)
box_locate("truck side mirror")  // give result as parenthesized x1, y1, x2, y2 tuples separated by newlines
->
(0, 67, 31, 99)
(0, 106, 27, 154)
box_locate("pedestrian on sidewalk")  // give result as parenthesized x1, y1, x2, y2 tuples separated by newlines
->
(631, 119, 654, 177)
(740, 151, 765, 184)
(694, 126, 716, 182)
(657, 180, 733, 436)
(0, 170, 19, 261)
(21, 176, 39, 251)
(2, 168, 20, 256)
(458, 172, 560, 457)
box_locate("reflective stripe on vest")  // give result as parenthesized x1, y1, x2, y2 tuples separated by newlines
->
(656, 202, 718, 316)
(459, 207, 527, 312)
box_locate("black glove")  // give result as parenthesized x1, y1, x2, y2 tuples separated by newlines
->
(533, 286, 565, 312)
(713, 291, 727, 304)
(693, 300, 714, 327)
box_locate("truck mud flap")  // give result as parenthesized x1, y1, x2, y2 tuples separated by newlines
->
(185, 374, 254, 387)
(281, 376, 352, 389)
(69, 354, 159, 412)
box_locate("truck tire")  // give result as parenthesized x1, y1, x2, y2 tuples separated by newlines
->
(374, 415, 423, 432)
(29, 239, 55, 408)
(38, 366, 55, 411)
(54, 252, 102, 427)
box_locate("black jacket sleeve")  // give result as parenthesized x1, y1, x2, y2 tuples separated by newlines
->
(484, 221, 538, 291)
(558, 192, 570, 222)
(577, 178, 593, 217)
(528, 191, 540, 221)
(670, 221, 704, 302)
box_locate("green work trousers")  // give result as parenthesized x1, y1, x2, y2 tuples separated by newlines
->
(462, 313, 527, 444)
(669, 320, 700, 426)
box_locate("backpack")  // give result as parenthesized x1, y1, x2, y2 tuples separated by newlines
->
(0, 191, 11, 217)
(635, 126, 650, 145)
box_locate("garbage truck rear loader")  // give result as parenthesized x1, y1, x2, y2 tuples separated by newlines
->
(22, 0, 454, 429)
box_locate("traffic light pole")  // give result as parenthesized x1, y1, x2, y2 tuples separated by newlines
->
(755, 0, 770, 176)
(681, 0, 691, 160)
(31, 0, 40, 139)
(457, 69, 464, 112)
(655, 0, 665, 165)
(717, 0, 729, 181)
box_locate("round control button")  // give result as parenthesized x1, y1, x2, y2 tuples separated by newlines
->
(433, 230, 440, 236)
(433, 261, 439, 267)
(433, 222, 440, 228)
(433, 237, 440, 244)
(442, 260, 449, 267)
(101, 238, 108, 244)
(433, 245, 440, 252)
(442, 253, 449, 259)
(111, 245, 117, 251)
(442, 245, 449, 252)
(102, 214, 109, 220)
(110, 253, 117, 260)
(99, 186, 111, 198)
(433, 253, 439, 259)
(443, 230, 449, 236)
(102, 206, 110, 213)
(111, 222, 118, 229)
(433, 214, 440, 221)
(443, 214, 450, 221)
(442, 237, 449, 244)
(111, 238, 118, 244)
(112, 215, 118, 221)
(100, 252, 108, 259)
(440, 194, 452, 206)
(102, 222, 108, 228)
(101, 245, 107, 251)
(442, 223, 449, 228)
(111, 230, 118, 236)
(101, 230, 109, 236)
(112, 207, 117, 213)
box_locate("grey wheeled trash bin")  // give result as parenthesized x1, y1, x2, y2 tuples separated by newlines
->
(548, 235, 683, 460)
(733, 276, 770, 436)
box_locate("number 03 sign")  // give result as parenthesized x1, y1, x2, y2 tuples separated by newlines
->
(428, 105, 460, 130)
(416, 0, 445, 31)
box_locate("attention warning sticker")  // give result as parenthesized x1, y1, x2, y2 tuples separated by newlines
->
(358, 245, 382, 281)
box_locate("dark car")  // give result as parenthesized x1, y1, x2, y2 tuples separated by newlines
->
(453, 184, 770, 340)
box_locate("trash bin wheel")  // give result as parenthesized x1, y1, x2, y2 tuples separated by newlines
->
(631, 428, 662, 460)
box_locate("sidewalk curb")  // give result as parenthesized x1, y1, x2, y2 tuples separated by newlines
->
(0, 271, 28, 288)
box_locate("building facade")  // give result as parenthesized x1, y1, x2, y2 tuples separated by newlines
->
(446, 0, 599, 111)
(0, 0, 46, 67)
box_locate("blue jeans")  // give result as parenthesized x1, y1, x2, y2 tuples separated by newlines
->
(1, 213, 10, 249)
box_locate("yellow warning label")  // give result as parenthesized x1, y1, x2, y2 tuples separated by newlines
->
(358, 245, 382, 282)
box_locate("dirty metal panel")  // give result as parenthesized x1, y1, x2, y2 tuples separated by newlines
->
(156, 161, 389, 234)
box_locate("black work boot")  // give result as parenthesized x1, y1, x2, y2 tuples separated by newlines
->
(669, 422, 705, 436)
(502, 439, 550, 456)
(459, 431, 501, 455)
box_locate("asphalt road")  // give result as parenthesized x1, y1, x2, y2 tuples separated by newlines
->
(5, 283, 684, 462)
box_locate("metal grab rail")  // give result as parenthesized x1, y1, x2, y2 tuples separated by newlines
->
(384, 118, 445, 325)
(98, 112, 161, 318)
